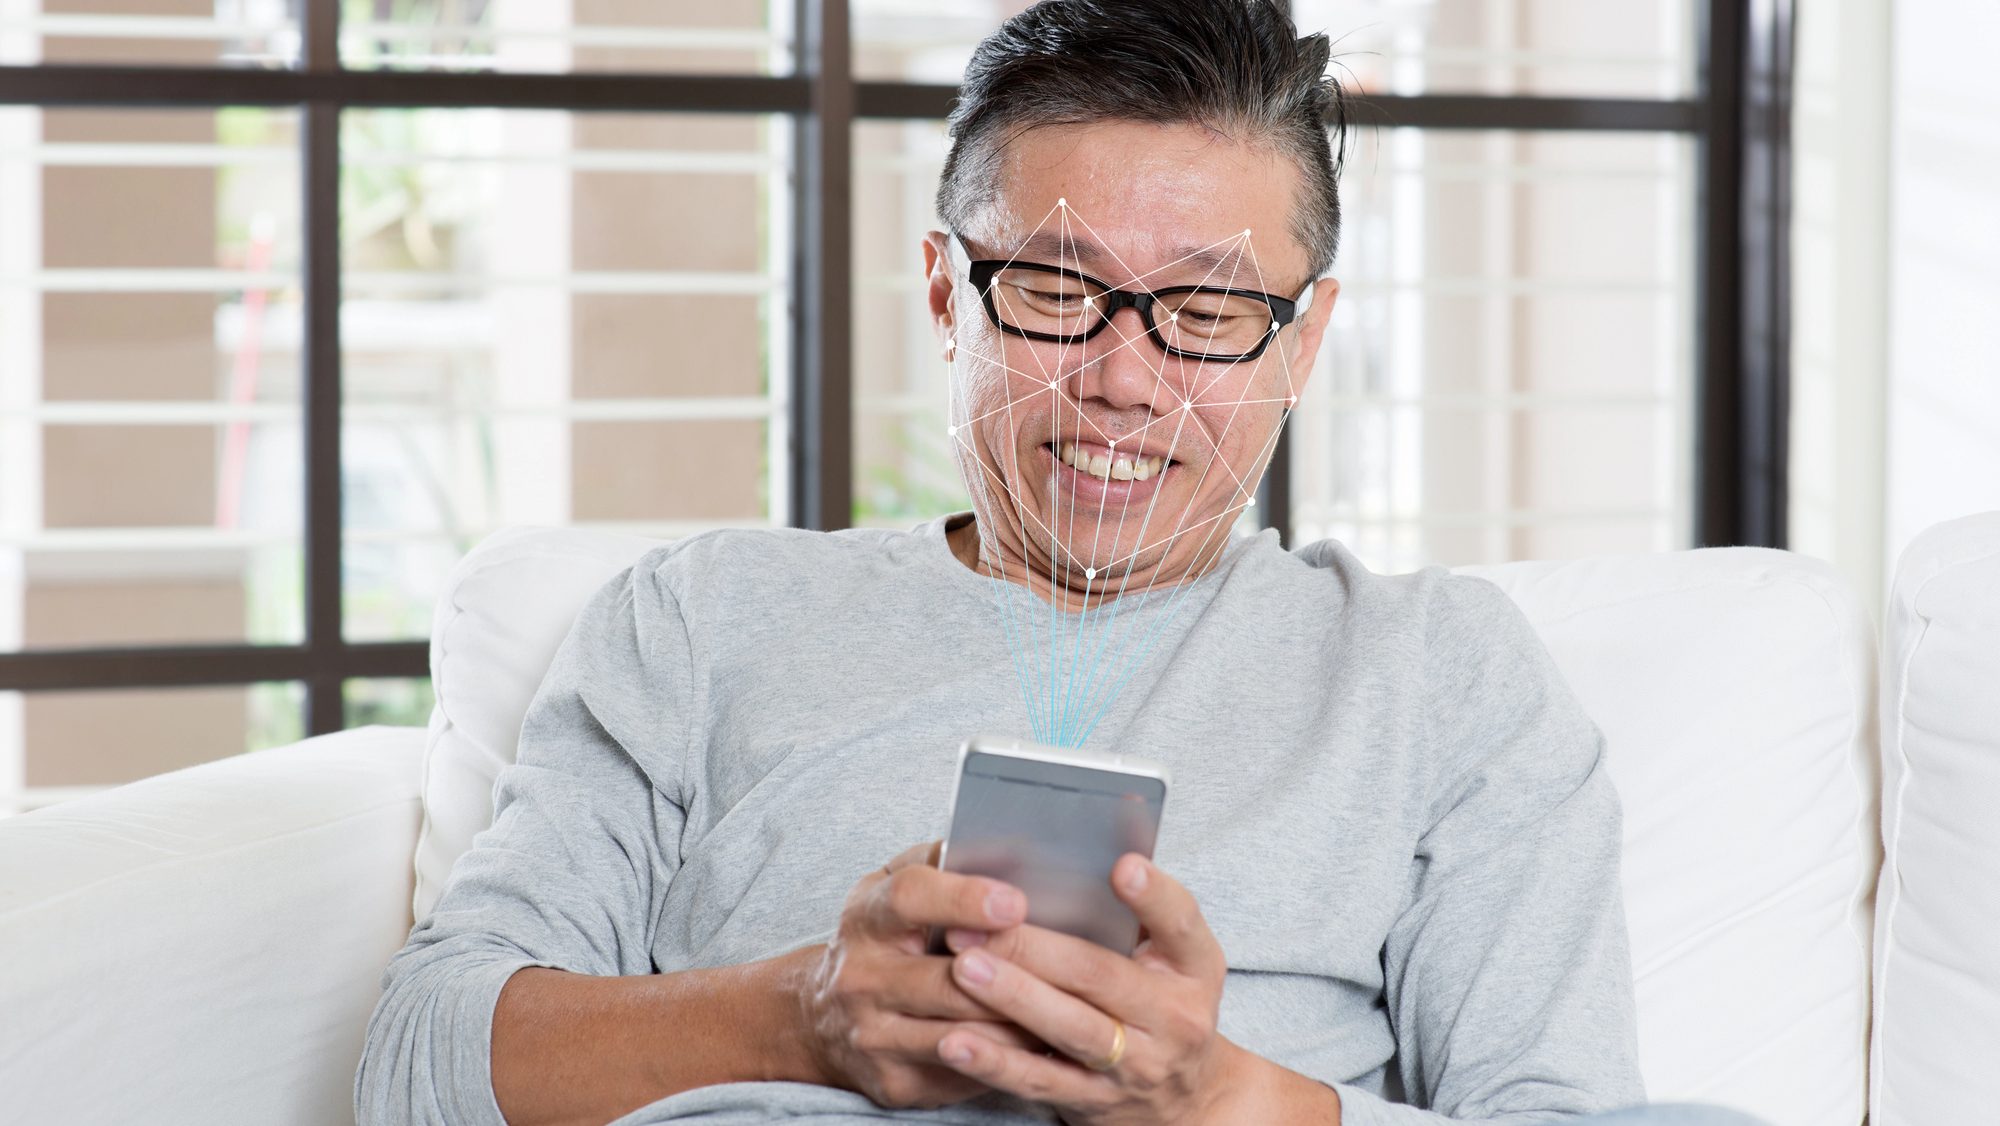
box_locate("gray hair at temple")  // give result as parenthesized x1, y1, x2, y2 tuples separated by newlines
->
(936, 0, 1348, 280)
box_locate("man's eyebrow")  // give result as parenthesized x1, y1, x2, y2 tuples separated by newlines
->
(1011, 230, 1102, 267)
(1009, 232, 1258, 285)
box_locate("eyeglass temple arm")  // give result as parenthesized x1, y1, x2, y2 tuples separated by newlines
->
(1290, 275, 1322, 321)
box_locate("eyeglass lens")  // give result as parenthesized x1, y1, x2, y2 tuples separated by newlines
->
(988, 267, 1277, 357)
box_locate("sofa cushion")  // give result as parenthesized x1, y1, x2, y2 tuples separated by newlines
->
(422, 527, 1877, 1124)
(415, 524, 662, 919)
(1871, 510, 2000, 1126)
(0, 727, 426, 1126)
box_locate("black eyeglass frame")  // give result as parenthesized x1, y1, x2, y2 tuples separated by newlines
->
(956, 236, 1306, 364)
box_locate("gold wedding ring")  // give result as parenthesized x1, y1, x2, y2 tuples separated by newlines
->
(1085, 1019, 1127, 1072)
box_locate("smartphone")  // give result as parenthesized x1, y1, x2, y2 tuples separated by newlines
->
(928, 736, 1170, 955)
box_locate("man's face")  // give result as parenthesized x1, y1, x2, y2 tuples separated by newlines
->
(925, 119, 1339, 594)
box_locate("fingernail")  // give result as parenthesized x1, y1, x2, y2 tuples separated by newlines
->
(986, 887, 1025, 924)
(1122, 858, 1149, 895)
(946, 927, 988, 951)
(940, 1037, 973, 1065)
(958, 949, 995, 986)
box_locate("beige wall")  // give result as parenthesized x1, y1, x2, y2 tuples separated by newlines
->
(567, 99, 769, 524)
(24, 686, 254, 788)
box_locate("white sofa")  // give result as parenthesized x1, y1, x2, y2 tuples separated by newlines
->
(4, 514, 1997, 1126)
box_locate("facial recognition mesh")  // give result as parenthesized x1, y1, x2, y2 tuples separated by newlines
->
(946, 201, 1308, 746)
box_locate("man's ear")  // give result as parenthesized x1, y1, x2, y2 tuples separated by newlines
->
(1283, 277, 1340, 400)
(923, 230, 957, 360)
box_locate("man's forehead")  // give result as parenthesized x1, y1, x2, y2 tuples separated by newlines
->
(985, 226, 1281, 290)
(968, 119, 1308, 283)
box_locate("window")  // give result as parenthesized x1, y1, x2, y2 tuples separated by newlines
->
(0, 0, 1788, 812)
(1292, 126, 1694, 570)
(336, 108, 791, 642)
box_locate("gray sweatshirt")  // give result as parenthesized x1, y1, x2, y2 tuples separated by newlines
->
(356, 515, 1644, 1125)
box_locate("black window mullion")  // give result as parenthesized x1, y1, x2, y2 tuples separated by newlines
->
(1739, 0, 1795, 549)
(791, 0, 855, 530)
(1696, 0, 1792, 550)
(302, 0, 345, 733)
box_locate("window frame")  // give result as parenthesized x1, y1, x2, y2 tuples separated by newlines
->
(0, 0, 1791, 736)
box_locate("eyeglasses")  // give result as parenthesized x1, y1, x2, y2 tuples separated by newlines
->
(951, 232, 1312, 364)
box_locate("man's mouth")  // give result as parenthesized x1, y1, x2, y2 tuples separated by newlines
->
(1049, 440, 1171, 483)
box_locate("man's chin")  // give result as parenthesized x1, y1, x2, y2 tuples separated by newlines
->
(1036, 532, 1179, 586)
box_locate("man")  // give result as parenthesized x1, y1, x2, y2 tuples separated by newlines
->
(357, 3, 1760, 1124)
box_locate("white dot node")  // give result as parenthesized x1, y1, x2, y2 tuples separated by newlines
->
(1058, 197, 1068, 208)
(947, 425, 957, 436)
(1181, 400, 1193, 412)
(1246, 497, 1257, 507)
(1243, 228, 1252, 237)
(1084, 567, 1096, 580)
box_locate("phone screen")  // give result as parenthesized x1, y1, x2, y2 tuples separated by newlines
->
(933, 747, 1167, 954)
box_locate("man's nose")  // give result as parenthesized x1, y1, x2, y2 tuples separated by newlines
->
(1076, 305, 1167, 412)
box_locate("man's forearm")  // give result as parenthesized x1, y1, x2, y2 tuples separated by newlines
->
(1211, 1039, 1343, 1125)
(491, 946, 827, 1126)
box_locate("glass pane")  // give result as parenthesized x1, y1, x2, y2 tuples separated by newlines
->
(1292, 128, 1694, 568)
(341, 0, 790, 75)
(853, 0, 1694, 97)
(1298, 404, 1677, 566)
(0, 106, 305, 654)
(0, 681, 303, 815)
(852, 119, 967, 528)
(340, 109, 791, 641)
(1293, 0, 1694, 97)
(0, 1, 298, 69)
(345, 676, 435, 728)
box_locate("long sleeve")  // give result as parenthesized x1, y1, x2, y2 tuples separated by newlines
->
(355, 556, 695, 1126)
(1335, 575, 1645, 1124)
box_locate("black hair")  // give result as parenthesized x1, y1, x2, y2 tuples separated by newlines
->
(937, 0, 1347, 278)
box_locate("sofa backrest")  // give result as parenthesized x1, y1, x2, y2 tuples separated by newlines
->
(415, 525, 663, 922)
(1460, 550, 1877, 1126)
(1871, 511, 2000, 1126)
(420, 527, 1879, 1124)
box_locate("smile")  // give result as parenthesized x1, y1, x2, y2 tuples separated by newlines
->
(1054, 440, 1169, 482)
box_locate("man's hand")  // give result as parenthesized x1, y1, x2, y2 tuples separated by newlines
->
(799, 840, 1042, 1109)
(927, 852, 1341, 1125)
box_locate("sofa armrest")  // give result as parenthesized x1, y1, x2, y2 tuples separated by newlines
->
(1873, 512, 2000, 1125)
(0, 726, 426, 1126)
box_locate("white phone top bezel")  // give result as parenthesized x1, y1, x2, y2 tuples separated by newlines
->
(937, 735, 1171, 873)
(956, 734, 1171, 787)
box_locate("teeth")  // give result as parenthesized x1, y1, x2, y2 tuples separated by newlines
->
(1054, 441, 1167, 482)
